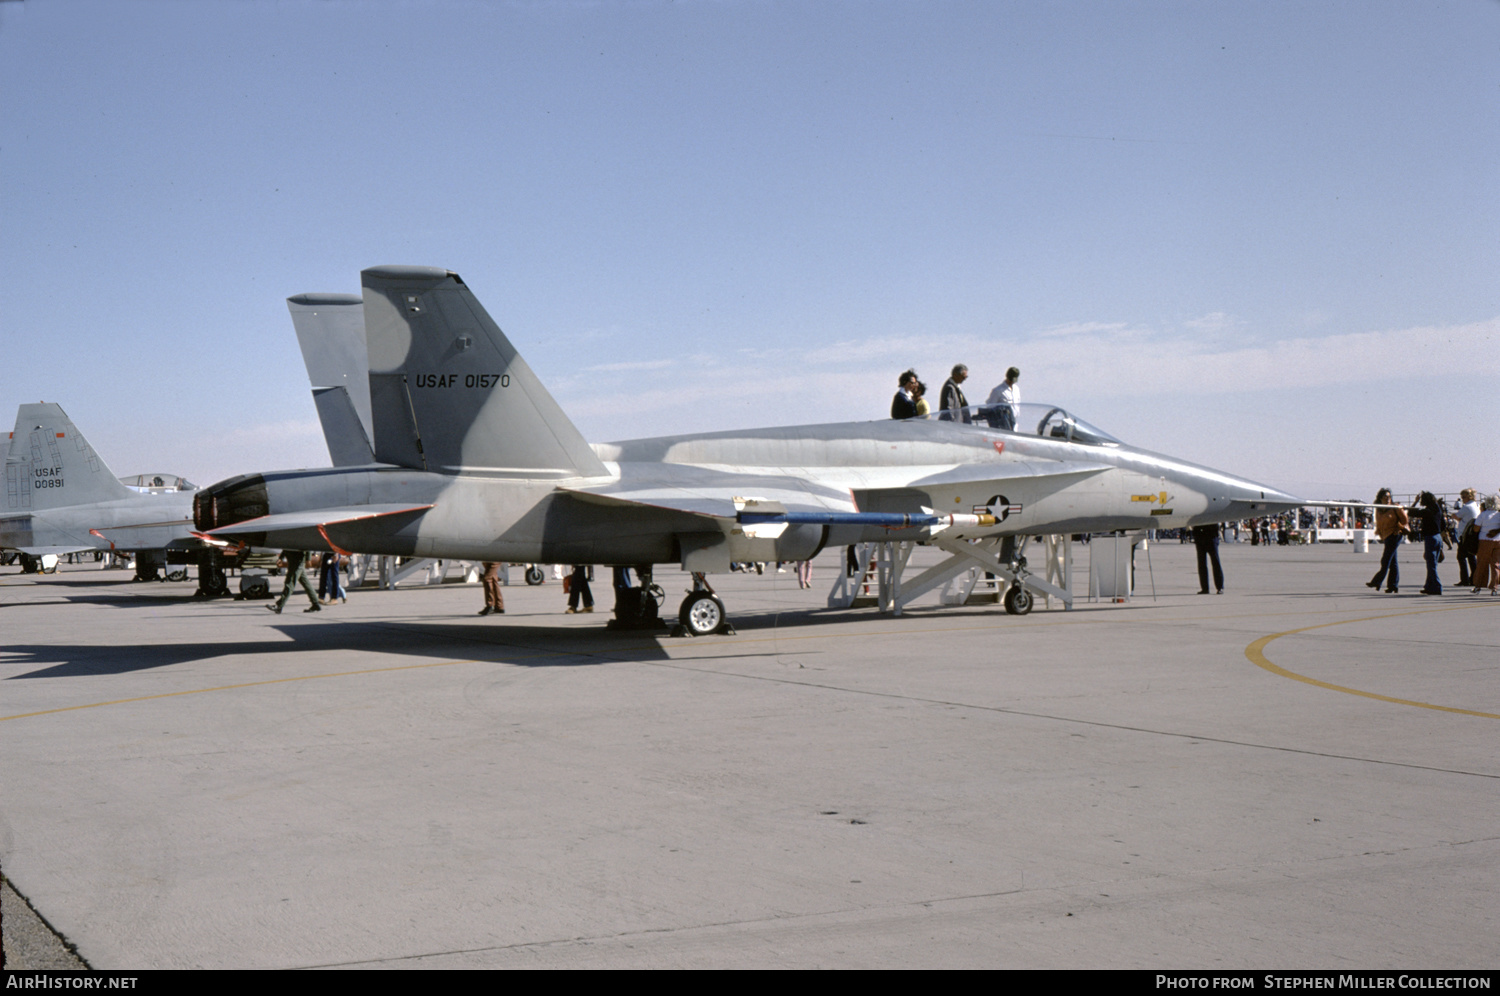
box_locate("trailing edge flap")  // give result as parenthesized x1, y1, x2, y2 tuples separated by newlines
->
(361, 266, 608, 479)
(204, 504, 433, 537)
(561, 482, 855, 521)
(16, 546, 93, 557)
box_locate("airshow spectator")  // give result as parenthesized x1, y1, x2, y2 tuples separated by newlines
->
(1414, 491, 1447, 595)
(1366, 489, 1408, 594)
(939, 365, 971, 423)
(891, 370, 919, 419)
(985, 367, 1021, 430)
(1454, 488, 1480, 587)
(1192, 522, 1224, 595)
(1472, 495, 1500, 594)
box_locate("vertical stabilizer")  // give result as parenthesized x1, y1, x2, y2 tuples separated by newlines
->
(287, 293, 377, 466)
(5, 404, 134, 511)
(360, 266, 607, 478)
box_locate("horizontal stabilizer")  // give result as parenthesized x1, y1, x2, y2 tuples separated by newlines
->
(15, 545, 93, 557)
(203, 503, 433, 538)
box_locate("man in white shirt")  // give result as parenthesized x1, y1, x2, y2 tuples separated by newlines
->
(985, 367, 1021, 430)
(1454, 488, 1480, 586)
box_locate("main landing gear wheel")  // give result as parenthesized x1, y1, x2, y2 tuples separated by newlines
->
(524, 566, 545, 586)
(1004, 584, 1033, 616)
(166, 568, 189, 582)
(678, 591, 729, 636)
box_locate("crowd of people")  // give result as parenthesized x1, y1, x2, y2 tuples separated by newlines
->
(1366, 487, 1500, 596)
(1172, 489, 1500, 597)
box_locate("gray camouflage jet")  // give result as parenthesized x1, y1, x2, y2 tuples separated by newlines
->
(2, 403, 201, 577)
(193, 265, 1306, 633)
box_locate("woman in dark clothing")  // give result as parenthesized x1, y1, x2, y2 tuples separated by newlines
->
(1414, 491, 1446, 595)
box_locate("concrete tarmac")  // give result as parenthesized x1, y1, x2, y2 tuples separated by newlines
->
(1, 542, 1496, 969)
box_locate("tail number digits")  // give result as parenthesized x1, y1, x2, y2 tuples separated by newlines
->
(415, 374, 509, 389)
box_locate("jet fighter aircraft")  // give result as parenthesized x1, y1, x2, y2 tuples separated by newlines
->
(2, 403, 206, 579)
(193, 265, 1307, 633)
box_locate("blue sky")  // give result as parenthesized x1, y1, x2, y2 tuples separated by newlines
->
(2, 0, 1496, 498)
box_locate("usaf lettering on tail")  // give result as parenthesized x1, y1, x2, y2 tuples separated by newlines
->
(197, 265, 1307, 633)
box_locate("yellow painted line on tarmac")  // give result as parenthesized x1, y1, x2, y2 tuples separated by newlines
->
(1245, 603, 1500, 719)
(0, 651, 572, 723)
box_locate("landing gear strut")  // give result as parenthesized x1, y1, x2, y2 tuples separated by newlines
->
(606, 565, 668, 631)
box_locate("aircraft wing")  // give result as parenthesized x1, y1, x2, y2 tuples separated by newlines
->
(563, 473, 856, 520)
(903, 459, 1115, 489)
(12, 545, 95, 557)
(201, 504, 434, 538)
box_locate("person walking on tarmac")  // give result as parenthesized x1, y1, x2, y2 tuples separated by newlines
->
(1414, 491, 1447, 595)
(269, 550, 321, 614)
(566, 564, 594, 614)
(478, 562, 505, 615)
(1367, 488, 1408, 594)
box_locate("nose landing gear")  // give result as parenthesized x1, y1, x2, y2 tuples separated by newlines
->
(671, 574, 735, 637)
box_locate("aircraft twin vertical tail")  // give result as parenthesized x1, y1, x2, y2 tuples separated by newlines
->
(4, 403, 135, 512)
(360, 266, 608, 479)
(287, 293, 377, 467)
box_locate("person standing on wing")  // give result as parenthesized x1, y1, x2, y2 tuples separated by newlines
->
(939, 364, 971, 423)
(891, 369, 919, 420)
(986, 367, 1020, 430)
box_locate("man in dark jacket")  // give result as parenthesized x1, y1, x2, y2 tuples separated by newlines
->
(890, 369, 919, 419)
(1192, 523, 1224, 594)
(939, 364, 971, 422)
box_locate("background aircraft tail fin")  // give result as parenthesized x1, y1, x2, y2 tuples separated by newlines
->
(360, 266, 607, 478)
(4, 403, 135, 512)
(287, 293, 377, 467)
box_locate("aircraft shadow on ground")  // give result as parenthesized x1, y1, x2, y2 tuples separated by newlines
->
(15, 577, 186, 589)
(2, 619, 678, 680)
(59, 593, 207, 608)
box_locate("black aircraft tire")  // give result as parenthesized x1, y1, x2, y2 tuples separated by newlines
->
(167, 569, 189, 582)
(524, 566, 545, 586)
(1004, 585, 1033, 616)
(679, 591, 726, 636)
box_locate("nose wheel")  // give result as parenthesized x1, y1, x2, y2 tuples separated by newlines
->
(1003, 584, 1033, 615)
(675, 590, 734, 637)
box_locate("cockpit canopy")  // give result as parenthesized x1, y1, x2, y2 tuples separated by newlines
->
(917, 402, 1122, 446)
